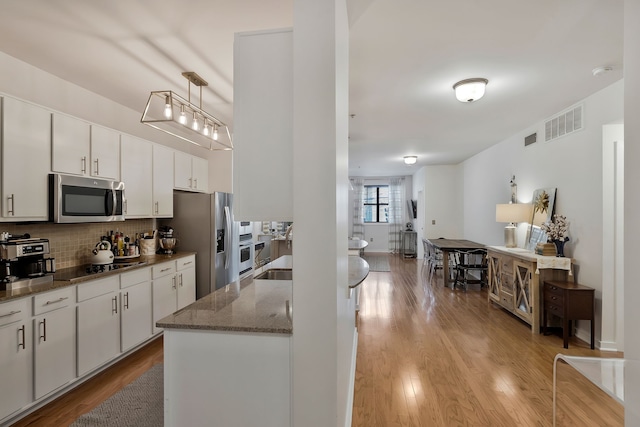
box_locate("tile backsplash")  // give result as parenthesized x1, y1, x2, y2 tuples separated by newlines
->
(1, 219, 155, 269)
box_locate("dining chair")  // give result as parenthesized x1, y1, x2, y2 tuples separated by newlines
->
(452, 248, 488, 291)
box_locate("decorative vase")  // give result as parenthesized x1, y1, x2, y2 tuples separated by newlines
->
(553, 238, 569, 257)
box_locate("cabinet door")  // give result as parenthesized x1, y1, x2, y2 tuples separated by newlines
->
(191, 156, 208, 192)
(486, 253, 501, 303)
(52, 112, 91, 176)
(121, 134, 153, 217)
(121, 281, 152, 352)
(0, 298, 32, 421)
(2, 97, 51, 220)
(152, 144, 174, 217)
(152, 274, 177, 334)
(77, 293, 121, 376)
(513, 260, 533, 324)
(177, 267, 196, 310)
(90, 125, 120, 179)
(34, 306, 76, 399)
(233, 29, 293, 220)
(174, 151, 193, 190)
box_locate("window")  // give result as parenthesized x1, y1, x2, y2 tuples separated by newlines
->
(363, 185, 389, 223)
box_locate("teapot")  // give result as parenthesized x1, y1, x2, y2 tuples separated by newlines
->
(91, 240, 114, 265)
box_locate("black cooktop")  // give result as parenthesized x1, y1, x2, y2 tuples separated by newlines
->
(54, 261, 148, 282)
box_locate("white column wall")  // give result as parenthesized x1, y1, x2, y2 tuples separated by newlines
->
(292, 1, 353, 427)
(624, 0, 640, 424)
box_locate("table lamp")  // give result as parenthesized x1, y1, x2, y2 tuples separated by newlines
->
(496, 203, 533, 248)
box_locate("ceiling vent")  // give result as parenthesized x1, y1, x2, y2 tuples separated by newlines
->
(544, 104, 583, 142)
(524, 133, 537, 146)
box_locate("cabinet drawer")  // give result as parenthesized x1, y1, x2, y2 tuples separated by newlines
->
(501, 257, 513, 272)
(545, 292, 564, 306)
(177, 255, 195, 271)
(500, 293, 514, 309)
(121, 267, 151, 289)
(153, 262, 176, 278)
(546, 302, 564, 316)
(500, 274, 514, 293)
(77, 276, 119, 302)
(0, 297, 30, 327)
(544, 282, 564, 297)
(33, 286, 74, 315)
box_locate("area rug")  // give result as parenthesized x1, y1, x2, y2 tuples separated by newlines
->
(71, 364, 163, 427)
(362, 254, 391, 272)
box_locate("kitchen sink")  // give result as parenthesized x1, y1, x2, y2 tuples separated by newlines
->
(254, 268, 292, 281)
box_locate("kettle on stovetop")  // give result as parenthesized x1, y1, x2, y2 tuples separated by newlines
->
(91, 240, 114, 265)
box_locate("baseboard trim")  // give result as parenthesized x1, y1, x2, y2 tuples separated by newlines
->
(344, 329, 358, 427)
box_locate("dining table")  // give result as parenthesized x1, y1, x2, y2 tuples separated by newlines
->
(426, 238, 486, 288)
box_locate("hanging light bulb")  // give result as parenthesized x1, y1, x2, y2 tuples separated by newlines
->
(213, 123, 219, 141)
(163, 95, 172, 119)
(192, 112, 199, 131)
(203, 120, 210, 136)
(178, 104, 187, 125)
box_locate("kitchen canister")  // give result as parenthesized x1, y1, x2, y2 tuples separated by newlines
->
(140, 238, 157, 255)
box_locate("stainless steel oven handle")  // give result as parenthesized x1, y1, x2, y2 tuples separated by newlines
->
(224, 206, 231, 270)
(112, 189, 118, 216)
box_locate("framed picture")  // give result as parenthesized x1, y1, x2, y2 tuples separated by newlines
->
(525, 187, 557, 251)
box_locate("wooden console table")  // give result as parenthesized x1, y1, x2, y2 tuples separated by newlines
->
(543, 280, 595, 349)
(486, 246, 573, 334)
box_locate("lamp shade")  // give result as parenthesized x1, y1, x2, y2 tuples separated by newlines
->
(496, 203, 532, 223)
(453, 78, 488, 103)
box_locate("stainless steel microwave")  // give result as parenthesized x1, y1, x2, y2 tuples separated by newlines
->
(50, 174, 125, 223)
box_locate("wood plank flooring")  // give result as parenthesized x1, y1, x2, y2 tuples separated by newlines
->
(352, 254, 623, 426)
(10, 254, 623, 426)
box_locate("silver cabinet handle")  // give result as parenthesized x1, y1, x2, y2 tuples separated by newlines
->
(124, 292, 130, 309)
(44, 296, 68, 306)
(94, 158, 100, 175)
(183, 261, 193, 266)
(172, 276, 176, 290)
(81, 156, 87, 174)
(161, 267, 172, 272)
(155, 201, 159, 214)
(123, 199, 128, 215)
(179, 273, 183, 287)
(112, 296, 118, 314)
(7, 194, 14, 216)
(0, 309, 21, 318)
(39, 318, 47, 342)
(188, 177, 193, 188)
(18, 324, 26, 350)
(194, 178, 198, 189)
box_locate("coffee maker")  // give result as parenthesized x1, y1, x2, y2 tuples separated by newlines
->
(157, 226, 177, 254)
(1, 235, 56, 291)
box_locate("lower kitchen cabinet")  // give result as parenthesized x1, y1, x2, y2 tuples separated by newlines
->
(77, 276, 121, 376)
(177, 256, 196, 310)
(120, 268, 152, 352)
(152, 255, 197, 333)
(33, 287, 76, 400)
(0, 298, 32, 421)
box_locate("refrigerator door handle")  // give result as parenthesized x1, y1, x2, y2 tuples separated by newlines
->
(224, 205, 232, 270)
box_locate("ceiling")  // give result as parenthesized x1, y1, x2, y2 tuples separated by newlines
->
(0, 0, 624, 177)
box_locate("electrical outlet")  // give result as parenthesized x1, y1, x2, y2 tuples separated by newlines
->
(370, 237, 373, 242)
(432, 220, 436, 225)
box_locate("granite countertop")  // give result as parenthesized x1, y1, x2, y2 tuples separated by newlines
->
(0, 252, 196, 302)
(156, 278, 293, 335)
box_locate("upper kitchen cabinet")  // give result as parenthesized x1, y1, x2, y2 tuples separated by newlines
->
(152, 144, 174, 217)
(121, 134, 153, 218)
(1, 96, 51, 221)
(233, 29, 293, 221)
(52, 112, 91, 176)
(90, 125, 120, 180)
(174, 151, 208, 192)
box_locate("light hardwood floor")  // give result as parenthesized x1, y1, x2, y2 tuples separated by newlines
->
(352, 254, 623, 426)
(12, 254, 623, 426)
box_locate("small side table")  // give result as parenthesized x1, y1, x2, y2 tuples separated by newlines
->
(543, 280, 595, 349)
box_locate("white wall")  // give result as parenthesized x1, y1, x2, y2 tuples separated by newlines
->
(462, 80, 624, 349)
(292, 1, 353, 426)
(624, 0, 640, 424)
(0, 51, 231, 192)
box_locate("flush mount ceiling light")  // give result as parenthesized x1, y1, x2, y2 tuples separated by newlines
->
(404, 155, 418, 165)
(453, 78, 489, 103)
(141, 71, 232, 150)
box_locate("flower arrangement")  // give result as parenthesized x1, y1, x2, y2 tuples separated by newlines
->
(541, 214, 569, 242)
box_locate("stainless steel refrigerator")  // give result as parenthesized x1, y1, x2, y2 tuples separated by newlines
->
(165, 191, 239, 299)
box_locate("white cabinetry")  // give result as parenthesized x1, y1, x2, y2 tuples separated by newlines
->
(52, 113, 91, 176)
(121, 134, 153, 217)
(90, 125, 120, 179)
(152, 144, 174, 217)
(1, 96, 51, 221)
(33, 287, 75, 400)
(233, 29, 293, 220)
(0, 298, 32, 421)
(76, 276, 121, 376)
(120, 268, 152, 352)
(174, 151, 208, 192)
(152, 256, 197, 333)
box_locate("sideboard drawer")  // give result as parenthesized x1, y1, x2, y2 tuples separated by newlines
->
(545, 292, 564, 306)
(546, 302, 563, 316)
(545, 282, 564, 297)
(500, 293, 514, 309)
(500, 273, 514, 294)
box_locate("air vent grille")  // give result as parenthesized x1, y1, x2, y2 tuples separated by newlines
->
(544, 104, 583, 142)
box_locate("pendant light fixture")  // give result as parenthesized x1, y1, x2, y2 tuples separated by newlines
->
(453, 78, 488, 103)
(141, 71, 232, 150)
